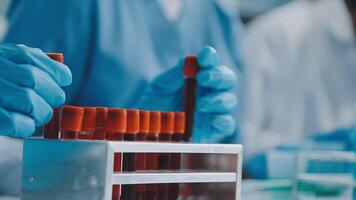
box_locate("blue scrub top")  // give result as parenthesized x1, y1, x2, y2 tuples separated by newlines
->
(4, 0, 244, 108)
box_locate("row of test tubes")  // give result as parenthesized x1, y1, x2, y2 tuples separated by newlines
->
(43, 106, 185, 200)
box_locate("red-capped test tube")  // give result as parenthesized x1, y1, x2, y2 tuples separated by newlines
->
(183, 56, 200, 141)
(93, 107, 108, 140)
(168, 112, 185, 199)
(43, 53, 64, 139)
(144, 111, 161, 200)
(78, 107, 97, 140)
(59, 106, 84, 139)
(135, 110, 150, 200)
(43, 108, 60, 139)
(157, 112, 175, 200)
(46, 53, 64, 63)
(122, 109, 139, 200)
(105, 108, 127, 200)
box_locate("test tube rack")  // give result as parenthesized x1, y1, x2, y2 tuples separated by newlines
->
(21, 139, 243, 200)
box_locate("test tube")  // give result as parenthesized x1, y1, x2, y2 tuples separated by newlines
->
(135, 110, 150, 200)
(168, 112, 185, 199)
(157, 112, 174, 200)
(105, 108, 126, 200)
(121, 109, 139, 200)
(144, 111, 161, 200)
(93, 107, 108, 140)
(43, 53, 64, 139)
(43, 108, 60, 139)
(46, 53, 64, 63)
(183, 56, 200, 141)
(78, 107, 97, 140)
(59, 106, 84, 139)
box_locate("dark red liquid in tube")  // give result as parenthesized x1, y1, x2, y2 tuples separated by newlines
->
(121, 109, 139, 200)
(105, 108, 127, 200)
(168, 112, 185, 200)
(43, 53, 64, 139)
(144, 111, 161, 200)
(93, 107, 108, 140)
(78, 107, 97, 140)
(183, 56, 199, 141)
(43, 108, 60, 139)
(59, 106, 84, 139)
(157, 112, 174, 200)
(135, 110, 150, 200)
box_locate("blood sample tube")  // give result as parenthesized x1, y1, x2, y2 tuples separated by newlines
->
(59, 106, 84, 139)
(157, 112, 174, 200)
(135, 110, 150, 200)
(43, 108, 60, 139)
(105, 108, 127, 200)
(183, 56, 200, 141)
(168, 112, 185, 200)
(46, 53, 64, 63)
(144, 111, 161, 200)
(93, 107, 108, 140)
(78, 107, 97, 140)
(43, 53, 64, 139)
(121, 109, 139, 200)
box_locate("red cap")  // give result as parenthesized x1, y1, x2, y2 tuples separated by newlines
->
(105, 108, 126, 133)
(43, 108, 61, 139)
(60, 106, 84, 132)
(183, 55, 199, 78)
(82, 107, 97, 131)
(95, 107, 108, 130)
(160, 112, 174, 134)
(174, 112, 185, 134)
(149, 111, 161, 134)
(139, 110, 150, 133)
(46, 53, 64, 63)
(126, 109, 139, 134)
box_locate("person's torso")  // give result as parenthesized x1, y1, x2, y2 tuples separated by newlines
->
(3, 0, 243, 108)
(262, 0, 356, 136)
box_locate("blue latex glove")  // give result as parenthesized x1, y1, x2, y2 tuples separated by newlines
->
(245, 131, 356, 179)
(137, 46, 238, 143)
(311, 128, 356, 151)
(0, 43, 72, 137)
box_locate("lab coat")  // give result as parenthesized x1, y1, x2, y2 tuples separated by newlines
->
(0, 0, 244, 195)
(241, 0, 356, 160)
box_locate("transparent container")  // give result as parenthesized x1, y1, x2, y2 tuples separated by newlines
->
(293, 151, 356, 200)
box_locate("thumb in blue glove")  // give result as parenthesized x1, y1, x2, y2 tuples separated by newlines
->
(137, 46, 238, 143)
(0, 43, 72, 137)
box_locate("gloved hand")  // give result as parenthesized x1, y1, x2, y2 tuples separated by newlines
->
(137, 46, 238, 143)
(0, 43, 72, 137)
(311, 128, 356, 151)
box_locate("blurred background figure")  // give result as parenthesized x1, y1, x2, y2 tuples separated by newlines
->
(242, 0, 356, 178)
(239, 0, 294, 22)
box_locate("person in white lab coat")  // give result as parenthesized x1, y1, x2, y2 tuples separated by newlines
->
(242, 0, 356, 177)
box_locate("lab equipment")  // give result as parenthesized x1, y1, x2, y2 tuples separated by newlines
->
(135, 110, 150, 200)
(293, 151, 356, 200)
(36, 105, 243, 199)
(158, 112, 174, 200)
(43, 108, 60, 139)
(95, 107, 108, 140)
(78, 107, 97, 140)
(59, 106, 84, 139)
(138, 46, 238, 144)
(21, 140, 243, 200)
(183, 56, 199, 141)
(145, 111, 161, 200)
(105, 108, 126, 200)
(168, 112, 185, 200)
(122, 109, 139, 200)
(0, 47, 71, 138)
